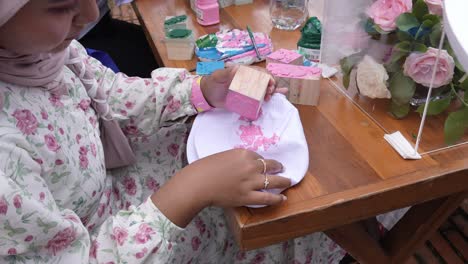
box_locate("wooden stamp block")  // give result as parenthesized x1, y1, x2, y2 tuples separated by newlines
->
(266, 63, 321, 106)
(225, 65, 271, 120)
(266, 49, 303, 66)
(165, 29, 195, 60)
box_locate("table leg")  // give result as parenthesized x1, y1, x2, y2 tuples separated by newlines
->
(326, 191, 467, 264)
(325, 221, 391, 264)
(381, 191, 467, 263)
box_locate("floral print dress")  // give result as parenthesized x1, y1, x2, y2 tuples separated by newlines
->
(0, 41, 345, 263)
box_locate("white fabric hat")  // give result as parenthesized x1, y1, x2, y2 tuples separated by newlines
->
(187, 94, 309, 207)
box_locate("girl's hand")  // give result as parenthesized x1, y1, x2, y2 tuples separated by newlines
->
(200, 66, 288, 108)
(151, 149, 290, 227)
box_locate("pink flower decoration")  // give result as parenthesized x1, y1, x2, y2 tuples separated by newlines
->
(367, 0, 413, 32)
(191, 236, 201, 251)
(0, 196, 8, 215)
(39, 192, 45, 201)
(424, 0, 443, 16)
(403, 47, 455, 88)
(111, 227, 128, 246)
(7, 248, 16, 255)
(48, 124, 54, 131)
(166, 99, 181, 113)
(97, 203, 105, 217)
(76, 134, 82, 144)
(123, 176, 137, 196)
(55, 159, 64, 165)
(79, 146, 88, 156)
(125, 101, 134, 109)
(79, 155, 89, 169)
(91, 143, 97, 157)
(167, 143, 179, 157)
(41, 110, 48, 120)
(48, 94, 64, 107)
(44, 134, 60, 152)
(89, 240, 98, 259)
(24, 235, 33, 242)
(78, 99, 90, 111)
(12, 109, 38, 135)
(45, 227, 76, 256)
(134, 224, 155, 244)
(13, 195, 22, 209)
(123, 125, 139, 136)
(146, 177, 160, 191)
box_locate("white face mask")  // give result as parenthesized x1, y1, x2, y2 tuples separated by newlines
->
(187, 94, 309, 208)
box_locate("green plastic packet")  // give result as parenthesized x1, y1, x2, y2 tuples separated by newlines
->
(196, 34, 218, 49)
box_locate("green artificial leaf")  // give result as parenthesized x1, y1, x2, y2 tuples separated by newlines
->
(390, 101, 411, 118)
(413, 0, 429, 21)
(339, 52, 364, 88)
(412, 42, 428, 52)
(397, 30, 413, 42)
(422, 14, 440, 25)
(365, 19, 380, 36)
(430, 23, 442, 47)
(421, 19, 436, 30)
(395, 41, 411, 52)
(460, 77, 468, 90)
(416, 96, 452, 115)
(444, 108, 468, 145)
(389, 71, 416, 105)
(396, 13, 420, 32)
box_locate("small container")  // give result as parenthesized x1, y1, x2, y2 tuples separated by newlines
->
(195, 0, 220, 26)
(165, 29, 195, 60)
(297, 17, 322, 62)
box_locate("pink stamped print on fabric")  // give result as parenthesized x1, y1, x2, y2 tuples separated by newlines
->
(235, 124, 280, 151)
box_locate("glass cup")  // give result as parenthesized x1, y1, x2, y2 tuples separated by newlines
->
(270, 0, 308, 30)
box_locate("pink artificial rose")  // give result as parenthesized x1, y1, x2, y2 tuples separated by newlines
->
(112, 227, 128, 246)
(45, 227, 76, 256)
(403, 47, 455, 88)
(367, 0, 413, 32)
(424, 0, 443, 16)
(0, 196, 8, 215)
(79, 146, 88, 156)
(134, 224, 155, 244)
(44, 134, 61, 152)
(7, 248, 16, 255)
(24, 235, 33, 242)
(12, 109, 38, 135)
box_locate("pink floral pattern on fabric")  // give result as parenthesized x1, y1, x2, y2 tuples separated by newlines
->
(235, 124, 280, 151)
(0, 41, 347, 263)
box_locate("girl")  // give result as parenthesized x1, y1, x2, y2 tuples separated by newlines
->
(0, 0, 345, 263)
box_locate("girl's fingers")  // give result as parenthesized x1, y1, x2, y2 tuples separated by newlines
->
(245, 191, 287, 206)
(252, 174, 291, 190)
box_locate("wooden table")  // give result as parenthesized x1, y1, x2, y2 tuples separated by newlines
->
(133, 1, 468, 263)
